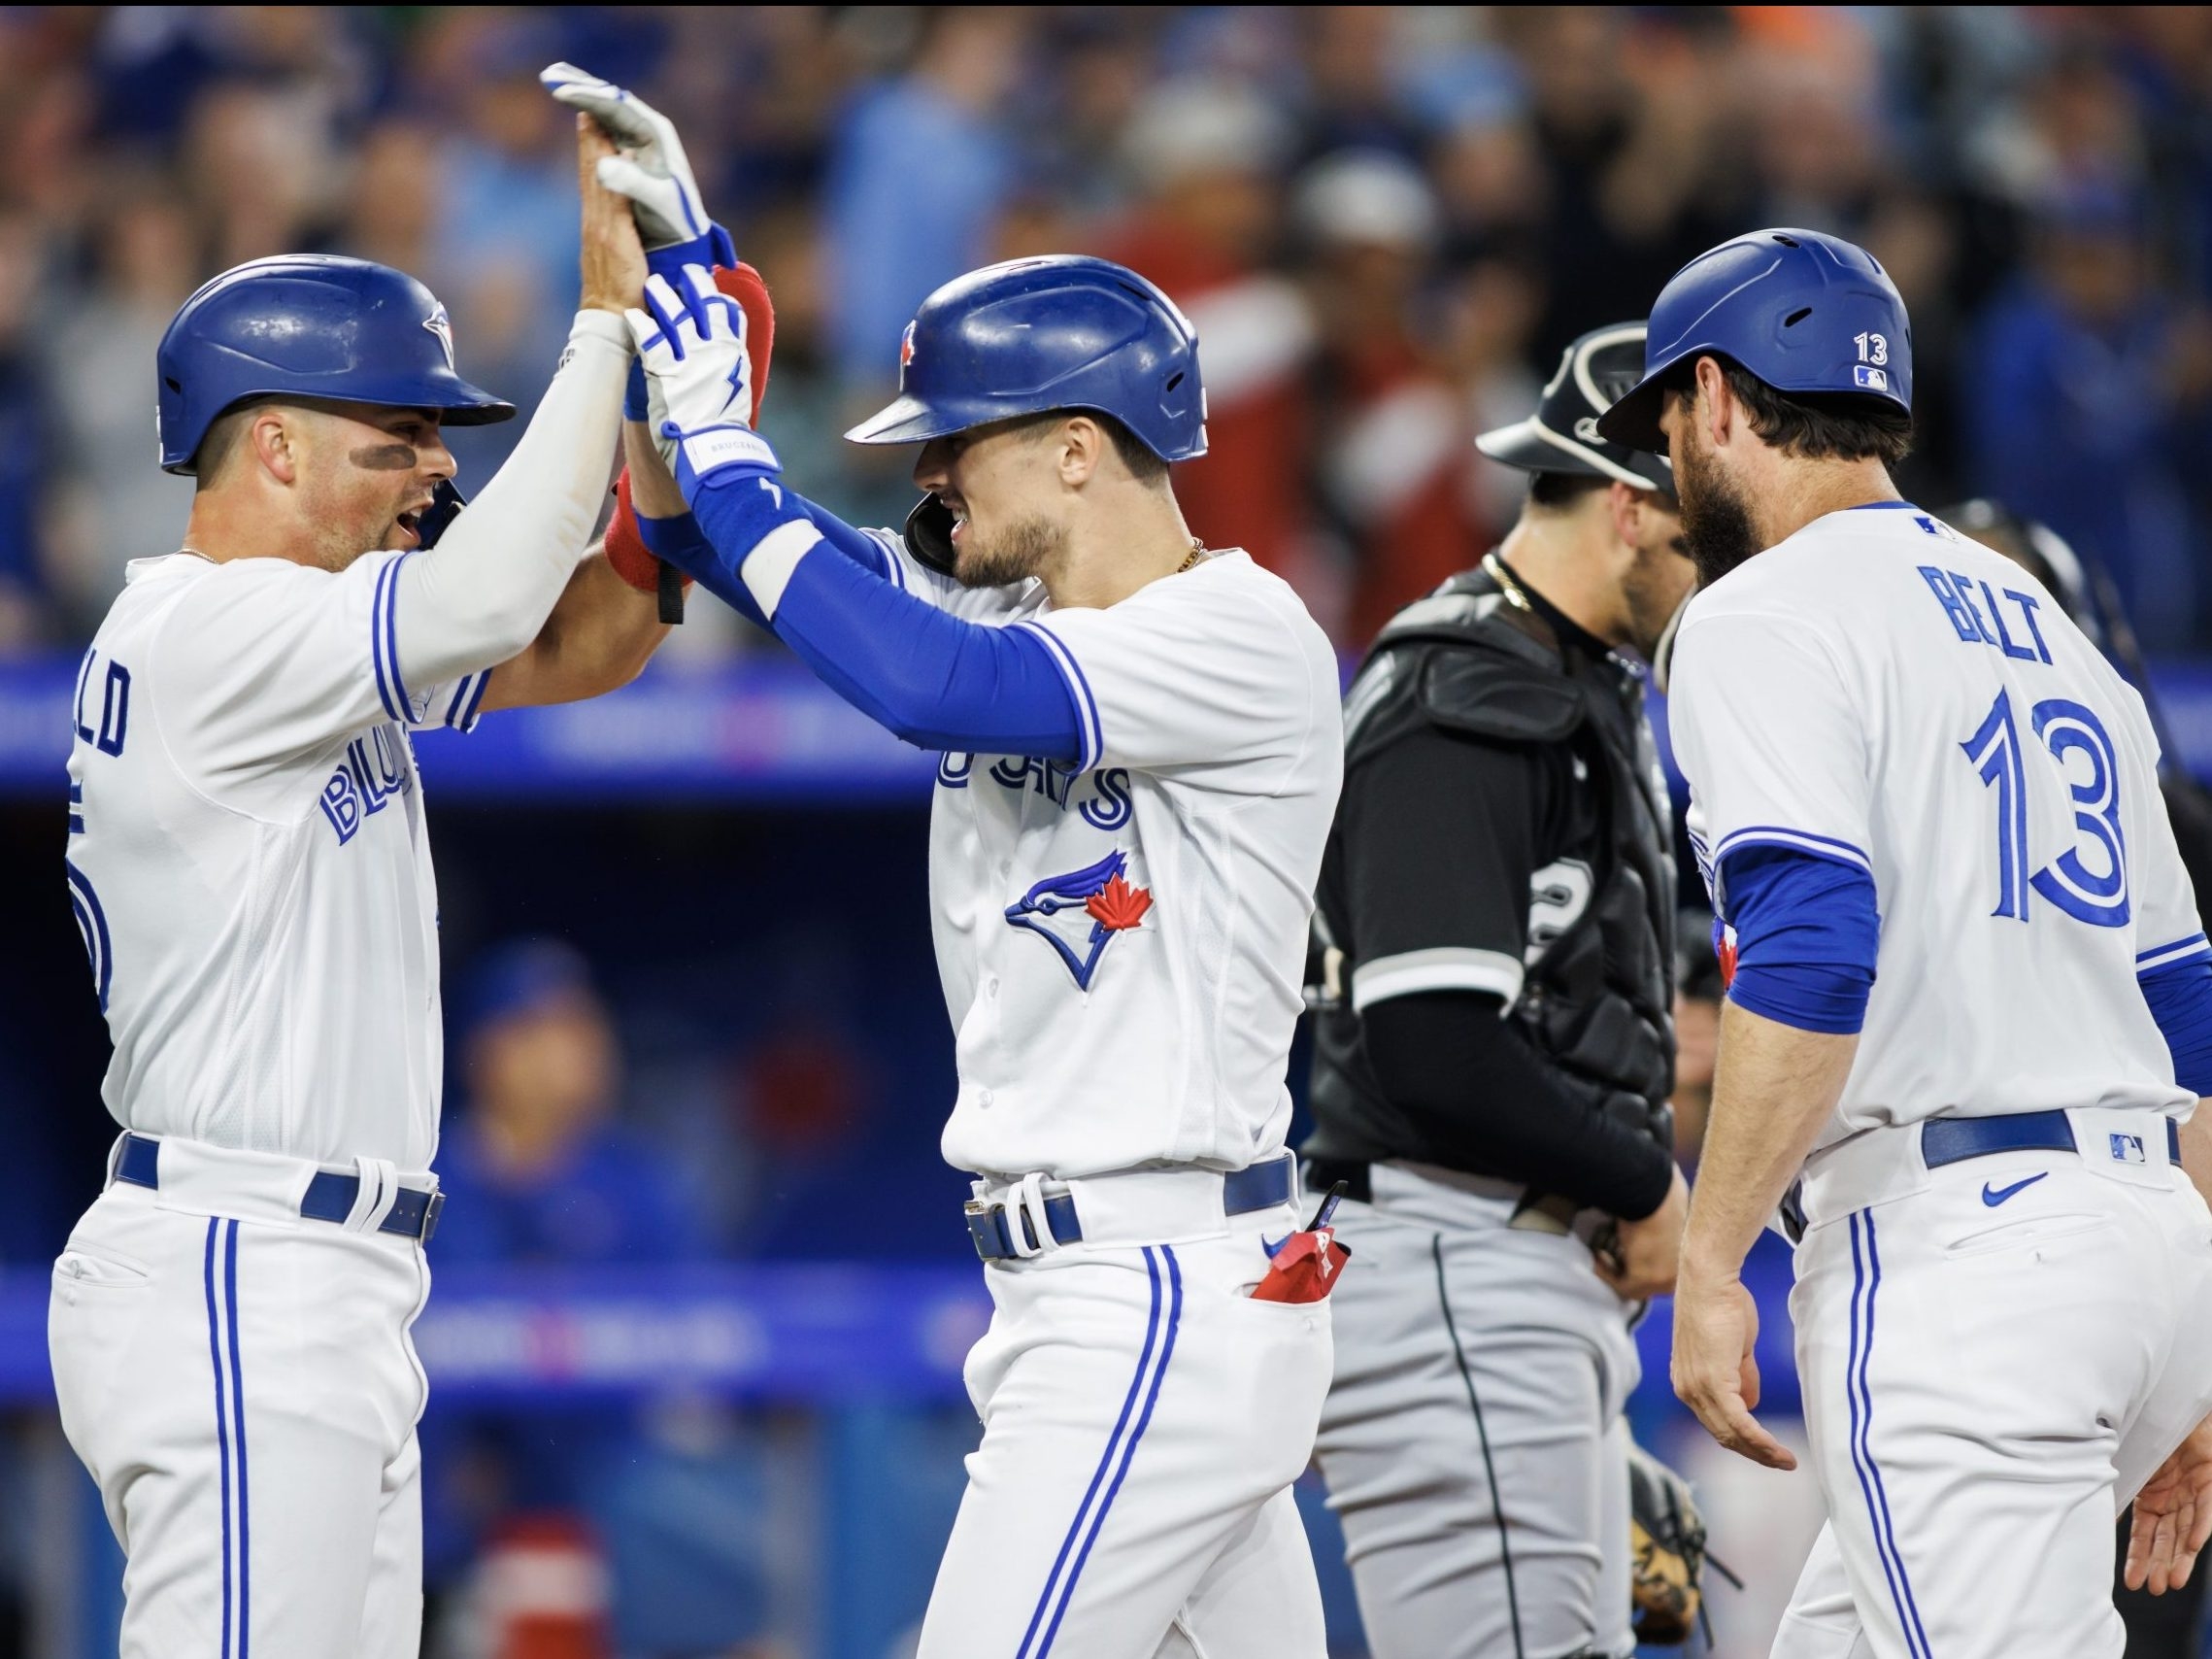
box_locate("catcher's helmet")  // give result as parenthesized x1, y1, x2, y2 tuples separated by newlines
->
(844, 254, 1206, 461)
(1597, 227, 1911, 455)
(1478, 321, 1673, 493)
(156, 255, 516, 475)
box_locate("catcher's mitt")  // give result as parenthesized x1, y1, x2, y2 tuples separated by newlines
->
(1628, 1439, 1718, 1645)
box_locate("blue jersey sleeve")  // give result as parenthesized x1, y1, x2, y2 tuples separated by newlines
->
(673, 470, 1082, 762)
(637, 497, 904, 633)
(2140, 957, 2212, 1098)
(1721, 843, 1881, 1035)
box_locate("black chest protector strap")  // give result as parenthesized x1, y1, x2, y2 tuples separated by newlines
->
(1346, 565, 1677, 1115)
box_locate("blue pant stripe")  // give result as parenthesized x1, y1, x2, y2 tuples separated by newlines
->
(1014, 1249, 1164, 1659)
(1038, 1245, 1184, 1658)
(1847, 1214, 1929, 1659)
(1845, 1218, 1910, 1650)
(1859, 1213, 1931, 1656)
(203, 1220, 232, 1659)
(224, 1220, 250, 1658)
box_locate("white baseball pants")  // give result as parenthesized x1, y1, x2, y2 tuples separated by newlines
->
(1771, 1124, 2212, 1659)
(917, 1208, 1333, 1658)
(49, 1168, 432, 1658)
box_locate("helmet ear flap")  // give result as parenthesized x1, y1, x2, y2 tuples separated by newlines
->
(905, 491, 958, 576)
(418, 479, 469, 550)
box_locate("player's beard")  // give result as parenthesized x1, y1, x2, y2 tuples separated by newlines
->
(1671, 434, 1763, 590)
(956, 513, 1064, 590)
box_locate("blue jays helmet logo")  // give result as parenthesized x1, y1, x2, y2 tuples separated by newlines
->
(423, 305, 456, 371)
(1003, 850, 1153, 990)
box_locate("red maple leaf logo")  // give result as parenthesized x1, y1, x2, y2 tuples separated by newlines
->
(1716, 926, 1738, 989)
(1086, 873, 1152, 931)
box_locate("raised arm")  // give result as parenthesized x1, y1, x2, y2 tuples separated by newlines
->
(390, 118, 658, 711)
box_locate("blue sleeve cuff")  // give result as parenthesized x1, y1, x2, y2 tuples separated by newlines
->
(1721, 844, 1881, 1035)
(2142, 957, 2212, 1097)
(635, 508, 717, 570)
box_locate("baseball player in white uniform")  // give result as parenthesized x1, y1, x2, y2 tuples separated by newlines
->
(547, 66, 1346, 1657)
(48, 122, 671, 1656)
(1597, 226, 2212, 1655)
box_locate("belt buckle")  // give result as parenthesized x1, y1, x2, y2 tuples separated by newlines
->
(964, 1199, 1006, 1260)
(419, 1189, 446, 1243)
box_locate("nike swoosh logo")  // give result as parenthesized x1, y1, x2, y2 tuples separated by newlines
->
(1982, 1172, 2050, 1207)
(1261, 1234, 1290, 1259)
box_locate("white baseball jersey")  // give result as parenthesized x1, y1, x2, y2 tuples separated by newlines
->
(862, 536, 1342, 1179)
(65, 550, 488, 1171)
(1668, 501, 2199, 1149)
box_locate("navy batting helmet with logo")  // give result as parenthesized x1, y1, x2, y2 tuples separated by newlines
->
(1596, 227, 1911, 455)
(157, 254, 516, 475)
(844, 254, 1206, 461)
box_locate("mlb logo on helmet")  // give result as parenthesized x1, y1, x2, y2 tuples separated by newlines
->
(1853, 364, 1888, 391)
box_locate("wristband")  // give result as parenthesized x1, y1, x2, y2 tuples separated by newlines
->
(603, 470, 690, 598)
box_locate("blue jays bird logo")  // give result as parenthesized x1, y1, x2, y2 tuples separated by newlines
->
(1003, 850, 1153, 990)
(422, 306, 456, 371)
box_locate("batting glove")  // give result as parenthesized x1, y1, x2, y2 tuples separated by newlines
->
(541, 61, 736, 270)
(627, 266, 776, 497)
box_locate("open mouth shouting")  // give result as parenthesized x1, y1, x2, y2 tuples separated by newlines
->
(392, 496, 435, 549)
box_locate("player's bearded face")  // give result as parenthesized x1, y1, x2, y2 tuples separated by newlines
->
(1667, 398, 1761, 590)
(290, 405, 454, 571)
(918, 425, 1069, 590)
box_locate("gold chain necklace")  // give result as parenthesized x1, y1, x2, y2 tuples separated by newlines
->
(1177, 538, 1206, 574)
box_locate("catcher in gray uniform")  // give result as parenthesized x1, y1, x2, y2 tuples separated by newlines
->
(1304, 322, 1698, 1658)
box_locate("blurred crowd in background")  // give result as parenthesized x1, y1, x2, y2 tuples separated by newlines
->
(6, 7, 2212, 652)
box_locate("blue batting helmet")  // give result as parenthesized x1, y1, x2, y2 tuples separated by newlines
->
(157, 255, 516, 475)
(1595, 227, 1911, 455)
(844, 254, 1207, 461)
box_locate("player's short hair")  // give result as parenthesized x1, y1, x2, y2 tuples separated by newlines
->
(191, 397, 279, 489)
(1005, 408, 1171, 487)
(1698, 358, 1914, 468)
(1525, 471, 1612, 512)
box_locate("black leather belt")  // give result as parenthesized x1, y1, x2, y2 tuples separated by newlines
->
(114, 1133, 445, 1242)
(967, 1155, 1295, 1260)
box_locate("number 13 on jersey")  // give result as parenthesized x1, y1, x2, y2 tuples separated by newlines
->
(1962, 689, 2128, 927)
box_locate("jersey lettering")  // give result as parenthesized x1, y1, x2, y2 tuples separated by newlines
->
(1919, 567, 2051, 663)
(969, 754, 1136, 831)
(989, 755, 1075, 807)
(74, 651, 133, 757)
(1077, 768, 1133, 832)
